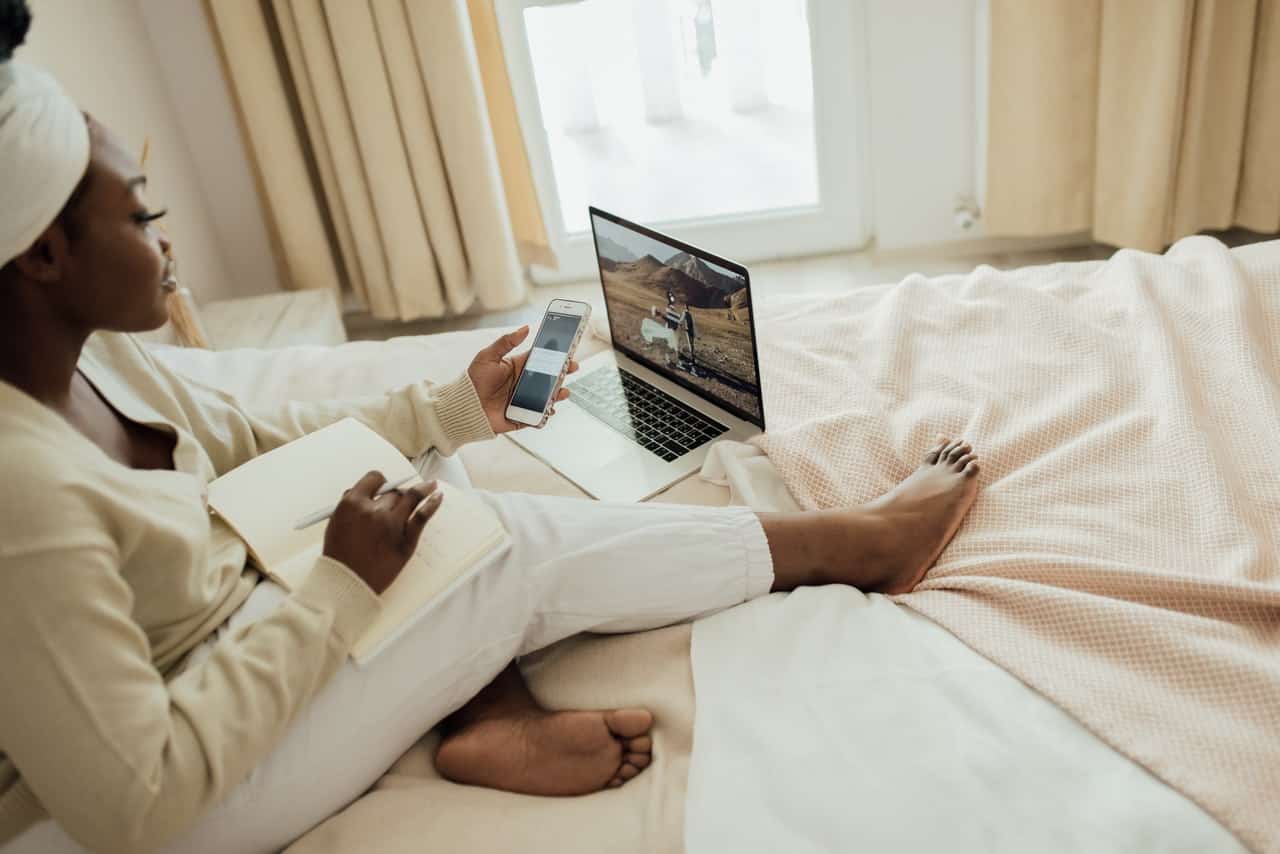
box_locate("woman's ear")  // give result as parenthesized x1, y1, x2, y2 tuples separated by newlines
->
(10, 223, 71, 284)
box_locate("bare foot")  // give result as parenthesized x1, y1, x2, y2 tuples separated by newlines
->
(798, 435, 977, 594)
(435, 707, 654, 796)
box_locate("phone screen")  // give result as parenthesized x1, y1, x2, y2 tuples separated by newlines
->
(509, 311, 582, 413)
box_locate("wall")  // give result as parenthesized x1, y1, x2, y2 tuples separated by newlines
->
(865, 0, 980, 249)
(864, 0, 1086, 253)
(137, 0, 280, 299)
(21, 0, 279, 301)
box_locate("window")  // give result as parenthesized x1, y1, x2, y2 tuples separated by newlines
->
(497, 0, 869, 282)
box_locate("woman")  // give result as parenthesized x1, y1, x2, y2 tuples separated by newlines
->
(0, 11, 980, 854)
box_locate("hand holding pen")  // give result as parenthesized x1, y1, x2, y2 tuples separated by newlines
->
(319, 472, 442, 595)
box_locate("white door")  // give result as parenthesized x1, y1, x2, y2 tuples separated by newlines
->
(497, 0, 870, 283)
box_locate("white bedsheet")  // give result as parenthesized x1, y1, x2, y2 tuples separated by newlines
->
(687, 444, 1241, 853)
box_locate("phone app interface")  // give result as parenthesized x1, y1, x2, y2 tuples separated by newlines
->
(510, 312, 580, 412)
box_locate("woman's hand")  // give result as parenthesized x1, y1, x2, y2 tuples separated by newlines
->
(322, 472, 442, 595)
(468, 325, 579, 433)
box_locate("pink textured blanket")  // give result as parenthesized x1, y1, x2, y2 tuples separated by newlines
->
(755, 238, 1280, 852)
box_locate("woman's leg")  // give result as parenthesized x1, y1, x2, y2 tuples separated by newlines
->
(435, 438, 982, 794)
(762, 436, 981, 594)
(151, 485, 802, 852)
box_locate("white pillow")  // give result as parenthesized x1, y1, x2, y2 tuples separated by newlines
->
(147, 328, 512, 408)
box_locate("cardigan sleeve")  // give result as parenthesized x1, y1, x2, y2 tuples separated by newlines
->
(127, 336, 495, 476)
(0, 471, 381, 854)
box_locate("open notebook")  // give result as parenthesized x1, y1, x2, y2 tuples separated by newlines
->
(207, 418, 508, 664)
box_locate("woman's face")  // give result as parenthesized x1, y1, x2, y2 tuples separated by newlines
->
(55, 116, 172, 333)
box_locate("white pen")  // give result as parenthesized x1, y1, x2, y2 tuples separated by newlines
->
(293, 474, 418, 530)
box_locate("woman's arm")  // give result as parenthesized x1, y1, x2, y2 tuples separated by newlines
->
(0, 477, 380, 854)
(126, 334, 495, 476)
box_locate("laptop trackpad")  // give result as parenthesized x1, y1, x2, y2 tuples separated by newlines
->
(527, 406, 635, 468)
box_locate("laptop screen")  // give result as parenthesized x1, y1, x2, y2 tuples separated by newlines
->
(589, 209, 764, 428)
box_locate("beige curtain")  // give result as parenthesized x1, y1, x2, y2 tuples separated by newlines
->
(985, 0, 1280, 252)
(206, 0, 550, 319)
(467, 0, 555, 270)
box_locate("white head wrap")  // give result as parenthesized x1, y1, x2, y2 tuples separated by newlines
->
(0, 60, 90, 266)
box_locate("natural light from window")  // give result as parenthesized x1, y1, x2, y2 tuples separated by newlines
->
(522, 0, 818, 235)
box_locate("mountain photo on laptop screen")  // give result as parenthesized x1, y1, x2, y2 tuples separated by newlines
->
(592, 213, 761, 421)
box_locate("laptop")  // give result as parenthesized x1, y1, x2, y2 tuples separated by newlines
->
(508, 207, 766, 502)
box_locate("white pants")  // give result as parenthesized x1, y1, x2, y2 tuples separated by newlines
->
(13, 482, 773, 854)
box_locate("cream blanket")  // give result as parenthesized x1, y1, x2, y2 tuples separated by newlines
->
(753, 237, 1280, 852)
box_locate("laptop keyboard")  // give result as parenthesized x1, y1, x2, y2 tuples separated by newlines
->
(568, 367, 729, 461)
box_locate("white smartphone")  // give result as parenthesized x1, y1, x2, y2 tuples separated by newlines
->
(505, 299, 592, 428)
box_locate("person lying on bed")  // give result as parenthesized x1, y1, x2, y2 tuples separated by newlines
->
(0, 25, 981, 854)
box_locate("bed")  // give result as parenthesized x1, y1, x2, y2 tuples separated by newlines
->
(150, 237, 1278, 853)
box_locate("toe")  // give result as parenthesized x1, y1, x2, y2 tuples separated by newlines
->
(625, 751, 651, 770)
(617, 763, 640, 781)
(947, 442, 971, 463)
(963, 460, 980, 477)
(953, 452, 975, 471)
(604, 708, 653, 739)
(625, 735, 652, 754)
(937, 439, 960, 463)
(929, 439, 955, 465)
(608, 777, 624, 788)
